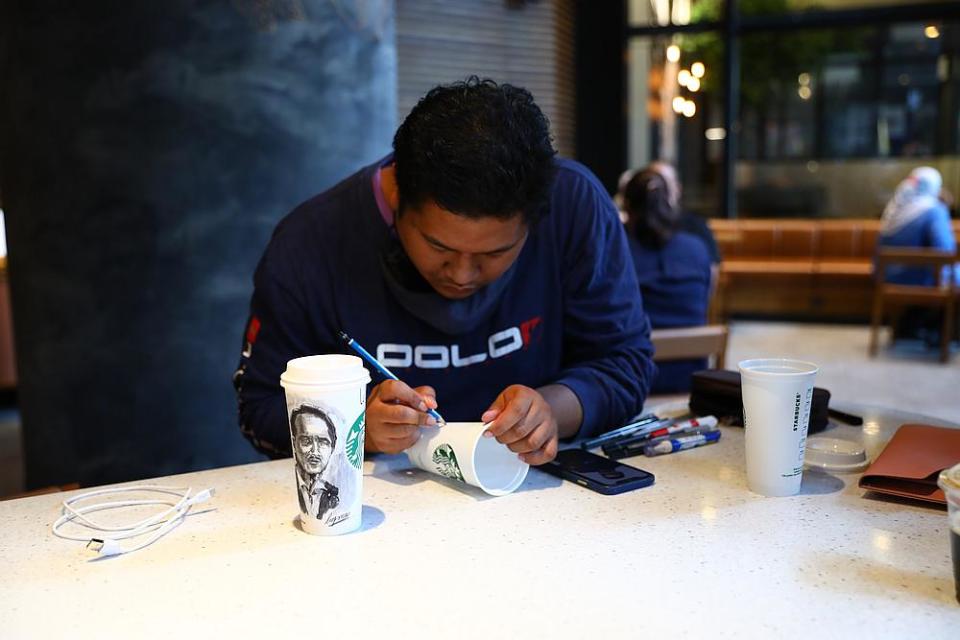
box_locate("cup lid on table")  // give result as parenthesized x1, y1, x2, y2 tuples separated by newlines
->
(803, 437, 869, 473)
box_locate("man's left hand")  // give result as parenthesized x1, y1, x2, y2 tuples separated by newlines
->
(481, 385, 558, 465)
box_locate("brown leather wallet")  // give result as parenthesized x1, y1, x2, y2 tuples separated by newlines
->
(859, 423, 960, 505)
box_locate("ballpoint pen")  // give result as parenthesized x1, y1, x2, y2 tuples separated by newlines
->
(338, 331, 446, 425)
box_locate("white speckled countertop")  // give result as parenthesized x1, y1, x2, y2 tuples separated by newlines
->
(1, 402, 958, 639)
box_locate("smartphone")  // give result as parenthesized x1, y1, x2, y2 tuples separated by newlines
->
(537, 448, 655, 495)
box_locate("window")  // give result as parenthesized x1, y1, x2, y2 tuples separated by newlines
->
(626, 1, 960, 218)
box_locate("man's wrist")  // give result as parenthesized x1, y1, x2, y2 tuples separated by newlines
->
(536, 383, 583, 439)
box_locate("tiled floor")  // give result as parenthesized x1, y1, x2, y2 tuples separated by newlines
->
(0, 321, 956, 498)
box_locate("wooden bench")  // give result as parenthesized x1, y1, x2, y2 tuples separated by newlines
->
(709, 219, 960, 319)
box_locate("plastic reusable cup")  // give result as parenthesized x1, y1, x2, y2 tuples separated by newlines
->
(937, 462, 960, 604)
(739, 358, 819, 497)
(280, 354, 371, 535)
(406, 422, 529, 496)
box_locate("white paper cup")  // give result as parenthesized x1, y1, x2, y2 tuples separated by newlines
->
(280, 354, 371, 535)
(739, 358, 819, 497)
(406, 422, 529, 496)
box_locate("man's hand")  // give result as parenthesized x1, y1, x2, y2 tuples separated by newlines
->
(365, 381, 438, 454)
(481, 385, 558, 465)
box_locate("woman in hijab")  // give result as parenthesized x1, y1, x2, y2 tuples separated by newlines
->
(879, 167, 958, 342)
(622, 169, 712, 393)
(879, 166, 957, 286)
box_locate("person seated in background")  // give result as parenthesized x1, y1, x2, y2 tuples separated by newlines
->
(621, 169, 712, 394)
(880, 166, 958, 284)
(616, 163, 721, 267)
(878, 167, 959, 341)
(649, 162, 722, 268)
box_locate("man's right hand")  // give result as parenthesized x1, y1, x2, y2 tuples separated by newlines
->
(364, 381, 438, 454)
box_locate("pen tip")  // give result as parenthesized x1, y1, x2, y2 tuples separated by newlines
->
(337, 331, 350, 343)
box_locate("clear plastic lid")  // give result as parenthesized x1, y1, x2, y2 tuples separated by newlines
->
(938, 461, 960, 493)
(803, 437, 868, 473)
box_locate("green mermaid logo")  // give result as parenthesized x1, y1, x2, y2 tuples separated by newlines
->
(345, 412, 365, 470)
(432, 444, 464, 482)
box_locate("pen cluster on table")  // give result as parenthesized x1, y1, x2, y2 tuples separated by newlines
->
(582, 414, 721, 460)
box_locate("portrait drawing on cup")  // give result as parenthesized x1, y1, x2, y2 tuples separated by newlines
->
(290, 403, 341, 522)
(432, 444, 465, 482)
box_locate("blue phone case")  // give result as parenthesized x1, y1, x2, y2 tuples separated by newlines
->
(538, 448, 655, 495)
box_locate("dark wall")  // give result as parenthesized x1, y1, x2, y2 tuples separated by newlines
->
(0, 1, 397, 487)
(575, 1, 626, 194)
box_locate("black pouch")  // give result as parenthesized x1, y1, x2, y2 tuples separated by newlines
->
(688, 369, 832, 434)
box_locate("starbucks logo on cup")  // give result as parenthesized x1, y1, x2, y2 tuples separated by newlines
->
(345, 412, 365, 470)
(432, 444, 465, 482)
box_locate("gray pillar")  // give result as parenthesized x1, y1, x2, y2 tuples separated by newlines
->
(0, 1, 396, 487)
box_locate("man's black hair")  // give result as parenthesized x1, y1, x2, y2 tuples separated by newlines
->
(290, 404, 337, 449)
(393, 76, 557, 225)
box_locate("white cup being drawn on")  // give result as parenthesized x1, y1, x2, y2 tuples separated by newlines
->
(406, 422, 529, 496)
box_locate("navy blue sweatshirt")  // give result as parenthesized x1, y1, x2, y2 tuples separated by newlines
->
(234, 157, 656, 456)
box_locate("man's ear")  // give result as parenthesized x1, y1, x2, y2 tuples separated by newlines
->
(381, 164, 400, 212)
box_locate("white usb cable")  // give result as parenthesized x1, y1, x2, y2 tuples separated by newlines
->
(52, 485, 216, 558)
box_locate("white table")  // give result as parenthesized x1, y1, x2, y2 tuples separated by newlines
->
(2, 403, 958, 639)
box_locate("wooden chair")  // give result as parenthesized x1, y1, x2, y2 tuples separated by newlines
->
(707, 264, 726, 324)
(651, 324, 728, 369)
(869, 248, 958, 363)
